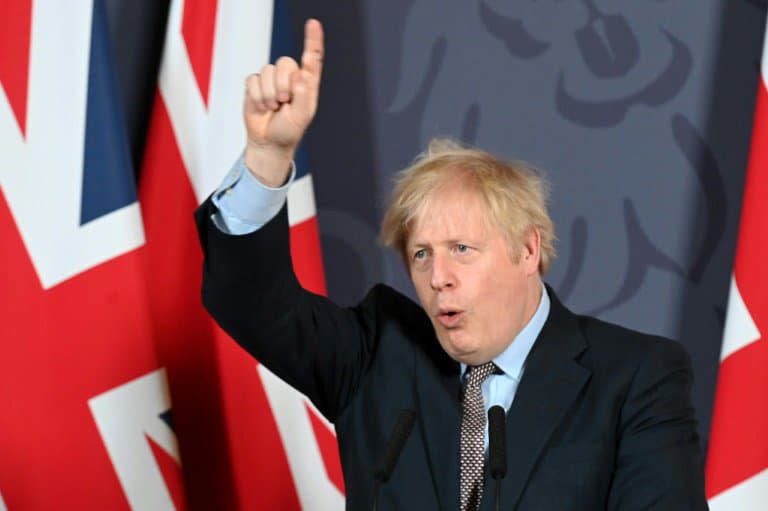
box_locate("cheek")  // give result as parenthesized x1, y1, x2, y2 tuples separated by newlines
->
(476, 271, 512, 303)
(464, 280, 506, 334)
(474, 270, 526, 319)
(485, 291, 517, 330)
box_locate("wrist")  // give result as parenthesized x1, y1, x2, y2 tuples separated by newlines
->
(244, 142, 295, 188)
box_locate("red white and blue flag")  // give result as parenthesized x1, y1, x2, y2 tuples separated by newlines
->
(0, 1, 185, 509)
(705, 15, 768, 510)
(140, 0, 344, 508)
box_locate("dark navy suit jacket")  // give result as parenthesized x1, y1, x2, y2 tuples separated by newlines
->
(196, 200, 708, 510)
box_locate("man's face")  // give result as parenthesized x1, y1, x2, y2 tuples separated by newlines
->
(407, 179, 542, 366)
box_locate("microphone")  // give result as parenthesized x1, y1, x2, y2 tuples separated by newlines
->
(488, 405, 507, 511)
(372, 409, 417, 511)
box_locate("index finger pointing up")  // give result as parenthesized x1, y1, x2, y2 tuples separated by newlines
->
(301, 19, 324, 83)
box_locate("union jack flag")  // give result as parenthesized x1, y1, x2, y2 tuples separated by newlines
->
(706, 14, 768, 510)
(140, 0, 344, 508)
(0, 1, 185, 509)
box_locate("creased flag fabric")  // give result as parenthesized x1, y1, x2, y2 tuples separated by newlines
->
(705, 15, 768, 511)
(139, 0, 345, 508)
(0, 1, 185, 509)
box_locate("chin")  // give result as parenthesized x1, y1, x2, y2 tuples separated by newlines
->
(440, 336, 480, 364)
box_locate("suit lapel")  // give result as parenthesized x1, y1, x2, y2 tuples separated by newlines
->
(415, 337, 462, 510)
(497, 289, 591, 510)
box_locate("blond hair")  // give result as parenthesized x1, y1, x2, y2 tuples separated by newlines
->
(380, 138, 556, 273)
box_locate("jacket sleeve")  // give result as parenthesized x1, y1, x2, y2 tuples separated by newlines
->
(607, 339, 709, 510)
(195, 197, 377, 422)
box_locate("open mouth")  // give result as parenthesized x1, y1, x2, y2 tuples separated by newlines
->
(437, 310, 464, 328)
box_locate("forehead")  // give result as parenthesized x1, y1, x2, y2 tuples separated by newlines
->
(408, 182, 492, 244)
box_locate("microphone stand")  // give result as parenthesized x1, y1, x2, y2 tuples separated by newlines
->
(371, 409, 417, 511)
(488, 405, 507, 511)
(372, 480, 381, 511)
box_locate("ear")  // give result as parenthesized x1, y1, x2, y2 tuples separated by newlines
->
(520, 227, 541, 276)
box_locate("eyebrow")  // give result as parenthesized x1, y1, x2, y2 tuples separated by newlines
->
(406, 242, 429, 253)
(407, 238, 480, 251)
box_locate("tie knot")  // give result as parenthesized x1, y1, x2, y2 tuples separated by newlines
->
(465, 362, 497, 388)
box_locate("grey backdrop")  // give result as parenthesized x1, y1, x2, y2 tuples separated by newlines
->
(107, 0, 768, 454)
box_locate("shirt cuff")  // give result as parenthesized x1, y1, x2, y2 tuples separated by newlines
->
(212, 155, 296, 235)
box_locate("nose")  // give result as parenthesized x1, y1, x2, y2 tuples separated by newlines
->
(430, 251, 456, 291)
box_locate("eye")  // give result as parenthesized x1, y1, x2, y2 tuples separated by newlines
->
(413, 249, 427, 260)
(456, 244, 469, 253)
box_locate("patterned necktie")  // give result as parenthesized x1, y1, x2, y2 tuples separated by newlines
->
(460, 362, 497, 511)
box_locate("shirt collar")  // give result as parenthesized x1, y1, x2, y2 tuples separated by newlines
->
(461, 282, 550, 381)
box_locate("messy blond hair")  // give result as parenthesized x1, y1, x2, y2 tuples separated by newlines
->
(380, 138, 556, 273)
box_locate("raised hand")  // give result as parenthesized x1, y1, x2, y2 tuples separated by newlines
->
(243, 19, 324, 187)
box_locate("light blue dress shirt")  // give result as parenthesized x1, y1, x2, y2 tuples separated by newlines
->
(212, 156, 295, 234)
(214, 158, 552, 451)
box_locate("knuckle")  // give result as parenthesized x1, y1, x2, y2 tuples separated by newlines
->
(245, 78, 260, 92)
(245, 87, 260, 102)
(276, 56, 296, 68)
(307, 47, 324, 59)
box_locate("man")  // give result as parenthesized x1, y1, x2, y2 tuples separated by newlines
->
(195, 19, 708, 510)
